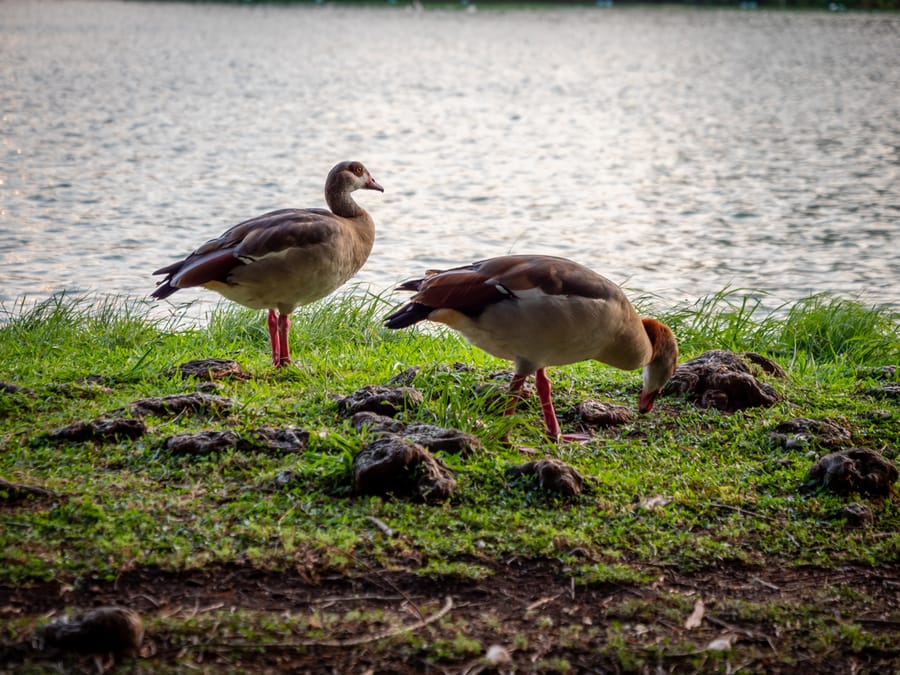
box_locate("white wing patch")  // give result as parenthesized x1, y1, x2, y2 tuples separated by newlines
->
(238, 249, 291, 265)
(488, 279, 514, 296)
(508, 286, 555, 306)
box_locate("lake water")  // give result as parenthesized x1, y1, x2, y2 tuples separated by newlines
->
(2, 1, 899, 323)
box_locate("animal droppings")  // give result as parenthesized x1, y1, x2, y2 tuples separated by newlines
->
(243, 426, 310, 453)
(806, 448, 898, 496)
(169, 358, 250, 381)
(866, 383, 900, 400)
(568, 400, 633, 427)
(165, 430, 240, 456)
(350, 411, 481, 455)
(49, 417, 147, 444)
(507, 458, 585, 497)
(667, 350, 783, 412)
(38, 606, 143, 658)
(336, 385, 424, 417)
(834, 503, 875, 528)
(770, 418, 852, 449)
(857, 365, 898, 381)
(0, 382, 36, 396)
(352, 436, 456, 502)
(130, 393, 234, 418)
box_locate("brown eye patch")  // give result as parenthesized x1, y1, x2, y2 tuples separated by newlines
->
(351, 163, 364, 176)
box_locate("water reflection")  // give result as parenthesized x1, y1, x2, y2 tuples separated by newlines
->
(0, 2, 898, 324)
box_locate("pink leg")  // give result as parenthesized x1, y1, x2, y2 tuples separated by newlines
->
(277, 313, 292, 367)
(534, 368, 561, 441)
(267, 309, 281, 367)
(506, 374, 528, 416)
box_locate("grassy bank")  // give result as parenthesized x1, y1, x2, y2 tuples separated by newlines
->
(1, 290, 898, 672)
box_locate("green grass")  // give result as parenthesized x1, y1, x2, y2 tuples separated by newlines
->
(1, 289, 898, 586)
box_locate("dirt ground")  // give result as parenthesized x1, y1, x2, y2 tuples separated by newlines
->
(2, 559, 899, 673)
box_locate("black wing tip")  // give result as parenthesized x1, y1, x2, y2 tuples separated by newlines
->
(150, 281, 179, 301)
(394, 278, 423, 293)
(384, 302, 432, 330)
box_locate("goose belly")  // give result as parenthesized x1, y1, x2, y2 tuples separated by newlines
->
(211, 249, 360, 313)
(453, 295, 622, 369)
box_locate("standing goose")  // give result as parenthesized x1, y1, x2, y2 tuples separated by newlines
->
(152, 161, 383, 367)
(384, 255, 678, 441)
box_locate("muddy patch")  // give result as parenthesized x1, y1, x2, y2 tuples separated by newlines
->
(4, 561, 896, 674)
(476, 370, 536, 403)
(336, 385, 424, 417)
(667, 350, 783, 411)
(862, 409, 893, 422)
(350, 411, 408, 434)
(352, 436, 456, 502)
(404, 423, 482, 455)
(739, 351, 788, 378)
(245, 426, 309, 452)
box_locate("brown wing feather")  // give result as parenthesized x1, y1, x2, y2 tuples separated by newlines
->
(186, 208, 305, 258)
(235, 211, 334, 260)
(389, 255, 620, 324)
(151, 248, 241, 299)
(473, 255, 619, 300)
(151, 208, 336, 297)
(170, 249, 243, 289)
(411, 267, 510, 313)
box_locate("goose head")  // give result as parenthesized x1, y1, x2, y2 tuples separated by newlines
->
(327, 160, 384, 194)
(638, 318, 678, 413)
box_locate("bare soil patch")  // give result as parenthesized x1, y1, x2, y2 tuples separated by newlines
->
(2, 560, 898, 673)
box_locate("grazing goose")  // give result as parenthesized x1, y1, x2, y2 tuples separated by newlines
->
(384, 255, 678, 441)
(152, 161, 383, 367)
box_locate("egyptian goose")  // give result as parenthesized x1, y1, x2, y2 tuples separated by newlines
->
(384, 255, 678, 441)
(152, 161, 383, 367)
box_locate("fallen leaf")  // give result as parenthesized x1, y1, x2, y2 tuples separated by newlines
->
(639, 495, 673, 510)
(484, 644, 512, 666)
(684, 598, 705, 630)
(706, 633, 737, 651)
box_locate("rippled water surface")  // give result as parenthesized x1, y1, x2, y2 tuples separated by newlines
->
(2, 2, 898, 320)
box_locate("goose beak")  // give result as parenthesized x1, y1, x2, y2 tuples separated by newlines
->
(366, 175, 384, 192)
(638, 389, 657, 414)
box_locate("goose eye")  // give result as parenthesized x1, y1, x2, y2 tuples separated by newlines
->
(352, 164, 364, 176)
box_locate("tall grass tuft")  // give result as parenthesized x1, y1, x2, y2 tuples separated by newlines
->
(2, 289, 896, 386)
(203, 287, 393, 352)
(658, 288, 770, 355)
(772, 294, 900, 367)
(657, 289, 899, 370)
(0, 293, 172, 381)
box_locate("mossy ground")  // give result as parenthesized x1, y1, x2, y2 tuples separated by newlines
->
(1, 290, 898, 672)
